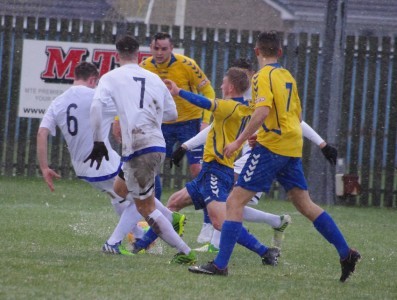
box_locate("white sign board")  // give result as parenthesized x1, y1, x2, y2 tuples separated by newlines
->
(18, 39, 183, 118)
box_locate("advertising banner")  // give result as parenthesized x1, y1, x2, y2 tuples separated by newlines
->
(18, 39, 182, 118)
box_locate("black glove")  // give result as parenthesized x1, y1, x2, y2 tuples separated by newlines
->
(321, 144, 337, 166)
(84, 141, 109, 170)
(170, 146, 187, 168)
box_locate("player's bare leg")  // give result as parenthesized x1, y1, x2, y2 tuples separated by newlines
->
(167, 187, 193, 212)
(189, 163, 201, 178)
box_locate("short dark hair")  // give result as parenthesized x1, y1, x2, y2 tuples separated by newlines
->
(74, 62, 98, 81)
(152, 32, 173, 45)
(231, 58, 254, 72)
(116, 35, 140, 56)
(256, 31, 281, 57)
(225, 67, 250, 95)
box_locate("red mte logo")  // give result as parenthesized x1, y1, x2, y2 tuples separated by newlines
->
(41, 46, 152, 83)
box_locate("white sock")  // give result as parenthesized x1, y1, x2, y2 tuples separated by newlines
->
(147, 209, 190, 254)
(243, 206, 281, 228)
(131, 224, 144, 240)
(111, 197, 130, 216)
(249, 192, 262, 204)
(154, 198, 172, 222)
(107, 202, 142, 245)
(210, 229, 221, 248)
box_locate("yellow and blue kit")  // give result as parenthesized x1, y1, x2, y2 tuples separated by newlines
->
(177, 90, 253, 209)
(236, 63, 308, 194)
(252, 63, 303, 157)
(141, 53, 213, 123)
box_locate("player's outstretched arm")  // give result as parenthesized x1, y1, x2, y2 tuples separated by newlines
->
(184, 125, 211, 150)
(170, 125, 211, 168)
(301, 121, 337, 165)
(164, 79, 212, 110)
(200, 84, 216, 130)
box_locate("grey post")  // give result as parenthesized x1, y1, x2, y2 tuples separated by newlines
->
(307, 0, 348, 204)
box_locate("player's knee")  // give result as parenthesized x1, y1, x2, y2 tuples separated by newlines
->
(209, 215, 223, 231)
(189, 163, 201, 178)
(167, 196, 182, 211)
(167, 189, 189, 211)
(114, 178, 128, 198)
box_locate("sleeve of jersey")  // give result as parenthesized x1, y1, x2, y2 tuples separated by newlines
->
(91, 80, 111, 141)
(178, 90, 214, 110)
(39, 105, 57, 136)
(301, 121, 324, 146)
(252, 73, 273, 108)
(184, 124, 211, 150)
(163, 87, 178, 122)
(188, 60, 210, 89)
(93, 79, 113, 107)
(200, 84, 215, 123)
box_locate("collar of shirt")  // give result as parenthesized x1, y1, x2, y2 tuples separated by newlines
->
(265, 62, 282, 68)
(151, 53, 177, 69)
(231, 96, 248, 105)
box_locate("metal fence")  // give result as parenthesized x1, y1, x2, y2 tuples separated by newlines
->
(0, 15, 396, 207)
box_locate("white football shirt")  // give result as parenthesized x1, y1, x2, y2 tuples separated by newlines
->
(40, 85, 121, 180)
(92, 63, 177, 161)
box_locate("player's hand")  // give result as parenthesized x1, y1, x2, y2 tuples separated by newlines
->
(321, 144, 337, 165)
(224, 141, 241, 158)
(248, 134, 257, 147)
(42, 168, 61, 192)
(84, 141, 109, 170)
(170, 146, 187, 168)
(163, 79, 181, 96)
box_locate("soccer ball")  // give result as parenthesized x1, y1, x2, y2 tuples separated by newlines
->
(127, 221, 150, 244)
(126, 221, 163, 255)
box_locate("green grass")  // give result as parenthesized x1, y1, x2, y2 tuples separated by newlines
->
(0, 176, 396, 299)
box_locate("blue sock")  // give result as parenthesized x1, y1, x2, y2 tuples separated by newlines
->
(203, 208, 211, 224)
(214, 221, 242, 269)
(237, 226, 268, 257)
(155, 175, 162, 201)
(135, 227, 158, 249)
(313, 211, 350, 259)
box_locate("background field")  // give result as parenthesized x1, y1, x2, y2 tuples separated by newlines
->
(0, 176, 396, 299)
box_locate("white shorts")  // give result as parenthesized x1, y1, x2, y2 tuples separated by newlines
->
(86, 177, 122, 201)
(234, 153, 250, 175)
(123, 152, 165, 200)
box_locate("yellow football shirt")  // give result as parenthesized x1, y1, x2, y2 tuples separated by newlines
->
(141, 53, 212, 123)
(252, 63, 303, 157)
(203, 98, 253, 168)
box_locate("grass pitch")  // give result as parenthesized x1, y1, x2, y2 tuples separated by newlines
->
(0, 176, 396, 299)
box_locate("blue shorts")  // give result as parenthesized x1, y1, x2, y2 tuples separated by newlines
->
(236, 144, 308, 193)
(162, 119, 203, 165)
(186, 161, 234, 210)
